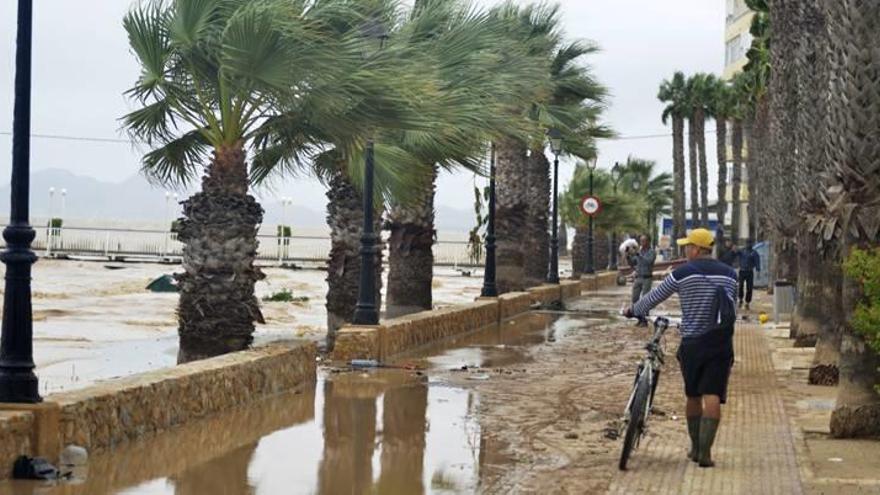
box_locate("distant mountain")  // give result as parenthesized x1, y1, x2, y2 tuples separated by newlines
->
(0, 168, 473, 232)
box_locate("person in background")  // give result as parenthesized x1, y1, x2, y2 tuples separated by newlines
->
(628, 234, 656, 326)
(718, 238, 737, 268)
(737, 239, 760, 310)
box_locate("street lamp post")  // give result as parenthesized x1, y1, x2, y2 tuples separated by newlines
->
(0, 0, 41, 403)
(279, 198, 290, 265)
(586, 157, 597, 275)
(480, 144, 498, 298)
(609, 162, 622, 271)
(352, 23, 389, 326)
(46, 187, 54, 256)
(546, 129, 563, 284)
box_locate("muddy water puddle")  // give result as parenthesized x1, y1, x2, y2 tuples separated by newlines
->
(2, 312, 612, 495)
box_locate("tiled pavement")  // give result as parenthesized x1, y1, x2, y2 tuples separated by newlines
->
(607, 323, 804, 494)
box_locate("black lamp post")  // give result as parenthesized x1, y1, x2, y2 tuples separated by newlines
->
(586, 157, 597, 275)
(0, 0, 41, 403)
(546, 129, 563, 284)
(352, 22, 389, 326)
(608, 162, 622, 271)
(480, 144, 498, 298)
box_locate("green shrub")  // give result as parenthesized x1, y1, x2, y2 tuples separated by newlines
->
(48, 218, 63, 229)
(842, 247, 880, 354)
(262, 289, 308, 303)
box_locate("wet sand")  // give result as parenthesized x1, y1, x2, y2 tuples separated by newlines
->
(17, 259, 483, 394)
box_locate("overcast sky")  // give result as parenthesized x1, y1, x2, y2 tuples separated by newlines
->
(0, 0, 724, 219)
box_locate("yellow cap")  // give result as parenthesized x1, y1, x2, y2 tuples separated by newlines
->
(676, 228, 715, 249)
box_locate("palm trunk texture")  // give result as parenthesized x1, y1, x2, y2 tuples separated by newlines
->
(687, 117, 699, 229)
(495, 137, 529, 293)
(672, 116, 686, 243)
(386, 167, 436, 319)
(571, 225, 587, 279)
(696, 110, 709, 227)
(325, 171, 383, 350)
(731, 119, 744, 244)
(715, 118, 728, 231)
(176, 144, 266, 363)
(524, 149, 551, 287)
(824, 0, 880, 438)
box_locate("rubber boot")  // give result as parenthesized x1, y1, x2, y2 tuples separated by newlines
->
(698, 417, 720, 468)
(686, 416, 701, 462)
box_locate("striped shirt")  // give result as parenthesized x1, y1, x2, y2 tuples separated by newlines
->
(633, 258, 738, 339)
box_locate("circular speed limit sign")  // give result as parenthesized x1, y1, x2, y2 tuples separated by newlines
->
(580, 195, 602, 217)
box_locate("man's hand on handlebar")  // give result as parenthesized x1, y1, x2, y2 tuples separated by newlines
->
(622, 306, 635, 319)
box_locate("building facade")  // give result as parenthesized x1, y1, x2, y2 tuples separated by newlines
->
(723, 0, 754, 80)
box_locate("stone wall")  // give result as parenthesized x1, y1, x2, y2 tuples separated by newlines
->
(0, 411, 33, 477)
(333, 273, 622, 362)
(0, 340, 316, 479)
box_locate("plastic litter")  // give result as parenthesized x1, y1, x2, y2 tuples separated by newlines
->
(13, 456, 59, 480)
(60, 445, 88, 468)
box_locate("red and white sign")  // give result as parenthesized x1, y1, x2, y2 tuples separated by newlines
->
(580, 195, 602, 217)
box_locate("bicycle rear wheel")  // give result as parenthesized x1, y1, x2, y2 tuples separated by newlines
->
(619, 374, 651, 471)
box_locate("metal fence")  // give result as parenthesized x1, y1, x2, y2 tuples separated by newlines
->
(8, 226, 477, 266)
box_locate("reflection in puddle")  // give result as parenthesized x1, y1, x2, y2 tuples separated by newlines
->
(3, 312, 574, 494)
(2, 372, 481, 495)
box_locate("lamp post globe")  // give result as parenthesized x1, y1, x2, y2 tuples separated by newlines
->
(546, 129, 563, 285)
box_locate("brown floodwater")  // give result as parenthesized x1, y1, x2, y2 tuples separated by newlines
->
(1, 312, 610, 495)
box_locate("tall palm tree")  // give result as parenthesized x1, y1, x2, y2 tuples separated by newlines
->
(619, 157, 673, 243)
(384, 0, 545, 318)
(819, 0, 880, 438)
(658, 71, 688, 244)
(688, 73, 714, 227)
(708, 78, 734, 234)
(741, 1, 770, 242)
(121, 0, 412, 361)
(522, 41, 609, 287)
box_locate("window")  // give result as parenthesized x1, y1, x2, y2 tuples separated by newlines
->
(725, 35, 741, 66)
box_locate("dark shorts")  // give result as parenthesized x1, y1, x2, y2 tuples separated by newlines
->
(677, 336, 734, 403)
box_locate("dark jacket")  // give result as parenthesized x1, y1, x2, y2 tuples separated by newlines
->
(738, 249, 760, 272)
(718, 248, 737, 267)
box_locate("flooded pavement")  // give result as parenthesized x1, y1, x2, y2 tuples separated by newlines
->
(2, 312, 605, 495)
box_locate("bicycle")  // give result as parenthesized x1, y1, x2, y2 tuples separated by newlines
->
(618, 315, 676, 471)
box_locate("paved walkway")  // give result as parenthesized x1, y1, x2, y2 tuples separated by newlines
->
(607, 323, 804, 494)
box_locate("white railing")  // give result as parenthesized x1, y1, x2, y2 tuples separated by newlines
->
(6, 225, 477, 266)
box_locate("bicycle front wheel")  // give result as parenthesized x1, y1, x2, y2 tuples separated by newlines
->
(619, 373, 651, 471)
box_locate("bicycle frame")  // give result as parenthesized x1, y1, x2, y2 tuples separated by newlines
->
(621, 317, 671, 430)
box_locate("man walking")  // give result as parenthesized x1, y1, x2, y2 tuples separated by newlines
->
(624, 228, 737, 468)
(737, 240, 760, 310)
(628, 235, 656, 326)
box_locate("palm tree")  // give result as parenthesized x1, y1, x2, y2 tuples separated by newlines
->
(741, 1, 770, 242)
(562, 165, 648, 278)
(688, 73, 715, 227)
(121, 0, 395, 361)
(384, 0, 545, 318)
(522, 41, 609, 287)
(619, 157, 673, 243)
(819, 0, 880, 438)
(708, 79, 734, 235)
(658, 72, 688, 244)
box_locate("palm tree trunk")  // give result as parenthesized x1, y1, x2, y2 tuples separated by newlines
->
(495, 137, 528, 293)
(750, 95, 771, 242)
(696, 110, 709, 227)
(809, 260, 841, 385)
(768, 0, 800, 285)
(687, 117, 699, 229)
(176, 143, 265, 363)
(672, 115, 686, 243)
(731, 118, 743, 244)
(386, 167, 436, 319)
(571, 225, 587, 279)
(524, 148, 550, 287)
(791, 0, 828, 347)
(559, 219, 569, 257)
(825, 0, 880, 438)
(325, 171, 383, 350)
(716, 118, 728, 231)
